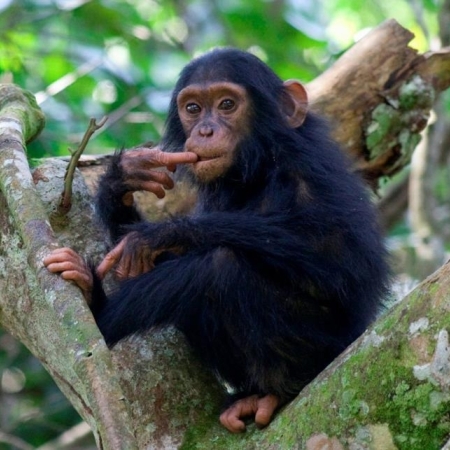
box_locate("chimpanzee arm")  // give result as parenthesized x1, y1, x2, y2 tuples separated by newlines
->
(125, 209, 379, 290)
(95, 149, 198, 244)
(129, 213, 301, 258)
(95, 152, 143, 244)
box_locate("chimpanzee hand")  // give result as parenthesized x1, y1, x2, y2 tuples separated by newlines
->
(96, 232, 164, 280)
(119, 146, 198, 204)
(43, 248, 93, 303)
(219, 394, 280, 433)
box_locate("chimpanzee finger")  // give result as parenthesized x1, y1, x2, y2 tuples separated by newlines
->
(126, 257, 141, 279)
(124, 179, 166, 198)
(44, 249, 86, 273)
(45, 260, 84, 274)
(254, 394, 279, 429)
(126, 169, 175, 189)
(61, 269, 93, 293)
(142, 251, 155, 273)
(129, 248, 143, 278)
(220, 395, 259, 433)
(97, 239, 127, 279)
(122, 192, 134, 207)
(151, 171, 174, 189)
(122, 148, 197, 168)
(122, 146, 162, 160)
(136, 181, 167, 199)
(130, 244, 153, 278)
(219, 409, 246, 433)
(44, 247, 80, 266)
(115, 255, 133, 280)
(121, 157, 155, 173)
(135, 247, 154, 276)
(116, 238, 145, 279)
(152, 150, 198, 167)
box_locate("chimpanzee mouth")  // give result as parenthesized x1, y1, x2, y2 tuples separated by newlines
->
(196, 155, 222, 162)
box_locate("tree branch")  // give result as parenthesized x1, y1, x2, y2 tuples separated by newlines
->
(307, 19, 450, 186)
(0, 84, 137, 449)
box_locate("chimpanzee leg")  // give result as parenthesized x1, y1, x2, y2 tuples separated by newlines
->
(92, 251, 215, 346)
(93, 247, 346, 401)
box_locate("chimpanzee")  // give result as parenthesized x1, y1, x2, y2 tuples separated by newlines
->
(44, 48, 389, 433)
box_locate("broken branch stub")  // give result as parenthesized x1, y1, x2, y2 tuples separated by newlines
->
(307, 19, 450, 185)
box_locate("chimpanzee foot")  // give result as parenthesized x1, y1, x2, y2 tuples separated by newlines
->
(219, 394, 280, 433)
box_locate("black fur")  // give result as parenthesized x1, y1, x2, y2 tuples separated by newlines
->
(92, 48, 389, 403)
(95, 151, 142, 243)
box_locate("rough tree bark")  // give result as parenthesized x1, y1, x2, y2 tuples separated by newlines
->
(1, 20, 450, 450)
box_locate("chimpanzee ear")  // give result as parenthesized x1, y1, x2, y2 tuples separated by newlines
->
(282, 80, 308, 128)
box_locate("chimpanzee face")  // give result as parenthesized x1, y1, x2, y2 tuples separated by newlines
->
(177, 81, 252, 183)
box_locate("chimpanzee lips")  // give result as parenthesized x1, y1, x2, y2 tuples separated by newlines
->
(198, 156, 217, 161)
(194, 156, 222, 168)
(195, 153, 223, 162)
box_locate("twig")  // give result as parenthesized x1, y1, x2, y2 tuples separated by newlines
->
(36, 421, 93, 450)
(57, 116, 108, 215)
(0, 431, 34, 450)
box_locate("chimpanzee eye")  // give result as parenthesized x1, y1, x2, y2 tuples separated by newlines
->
(186, 103, 201, 114)
(218, 99, 235, 111)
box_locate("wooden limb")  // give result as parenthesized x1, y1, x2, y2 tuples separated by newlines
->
(307, 19, 450, 187)
(0, 84, 137, 449)
(57, 116, 107, 215)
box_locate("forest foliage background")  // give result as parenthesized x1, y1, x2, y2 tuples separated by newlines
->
(0, 0, 449, 448)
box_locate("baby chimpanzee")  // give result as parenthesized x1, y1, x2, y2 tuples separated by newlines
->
(45, 48, 389, 433)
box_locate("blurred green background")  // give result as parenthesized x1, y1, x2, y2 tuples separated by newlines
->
(0, 0, 448, 448)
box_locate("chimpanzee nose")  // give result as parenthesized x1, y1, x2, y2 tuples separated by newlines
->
(199, 125, 214, 137)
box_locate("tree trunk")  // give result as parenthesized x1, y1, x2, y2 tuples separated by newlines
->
(1, 20, 450, 450)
